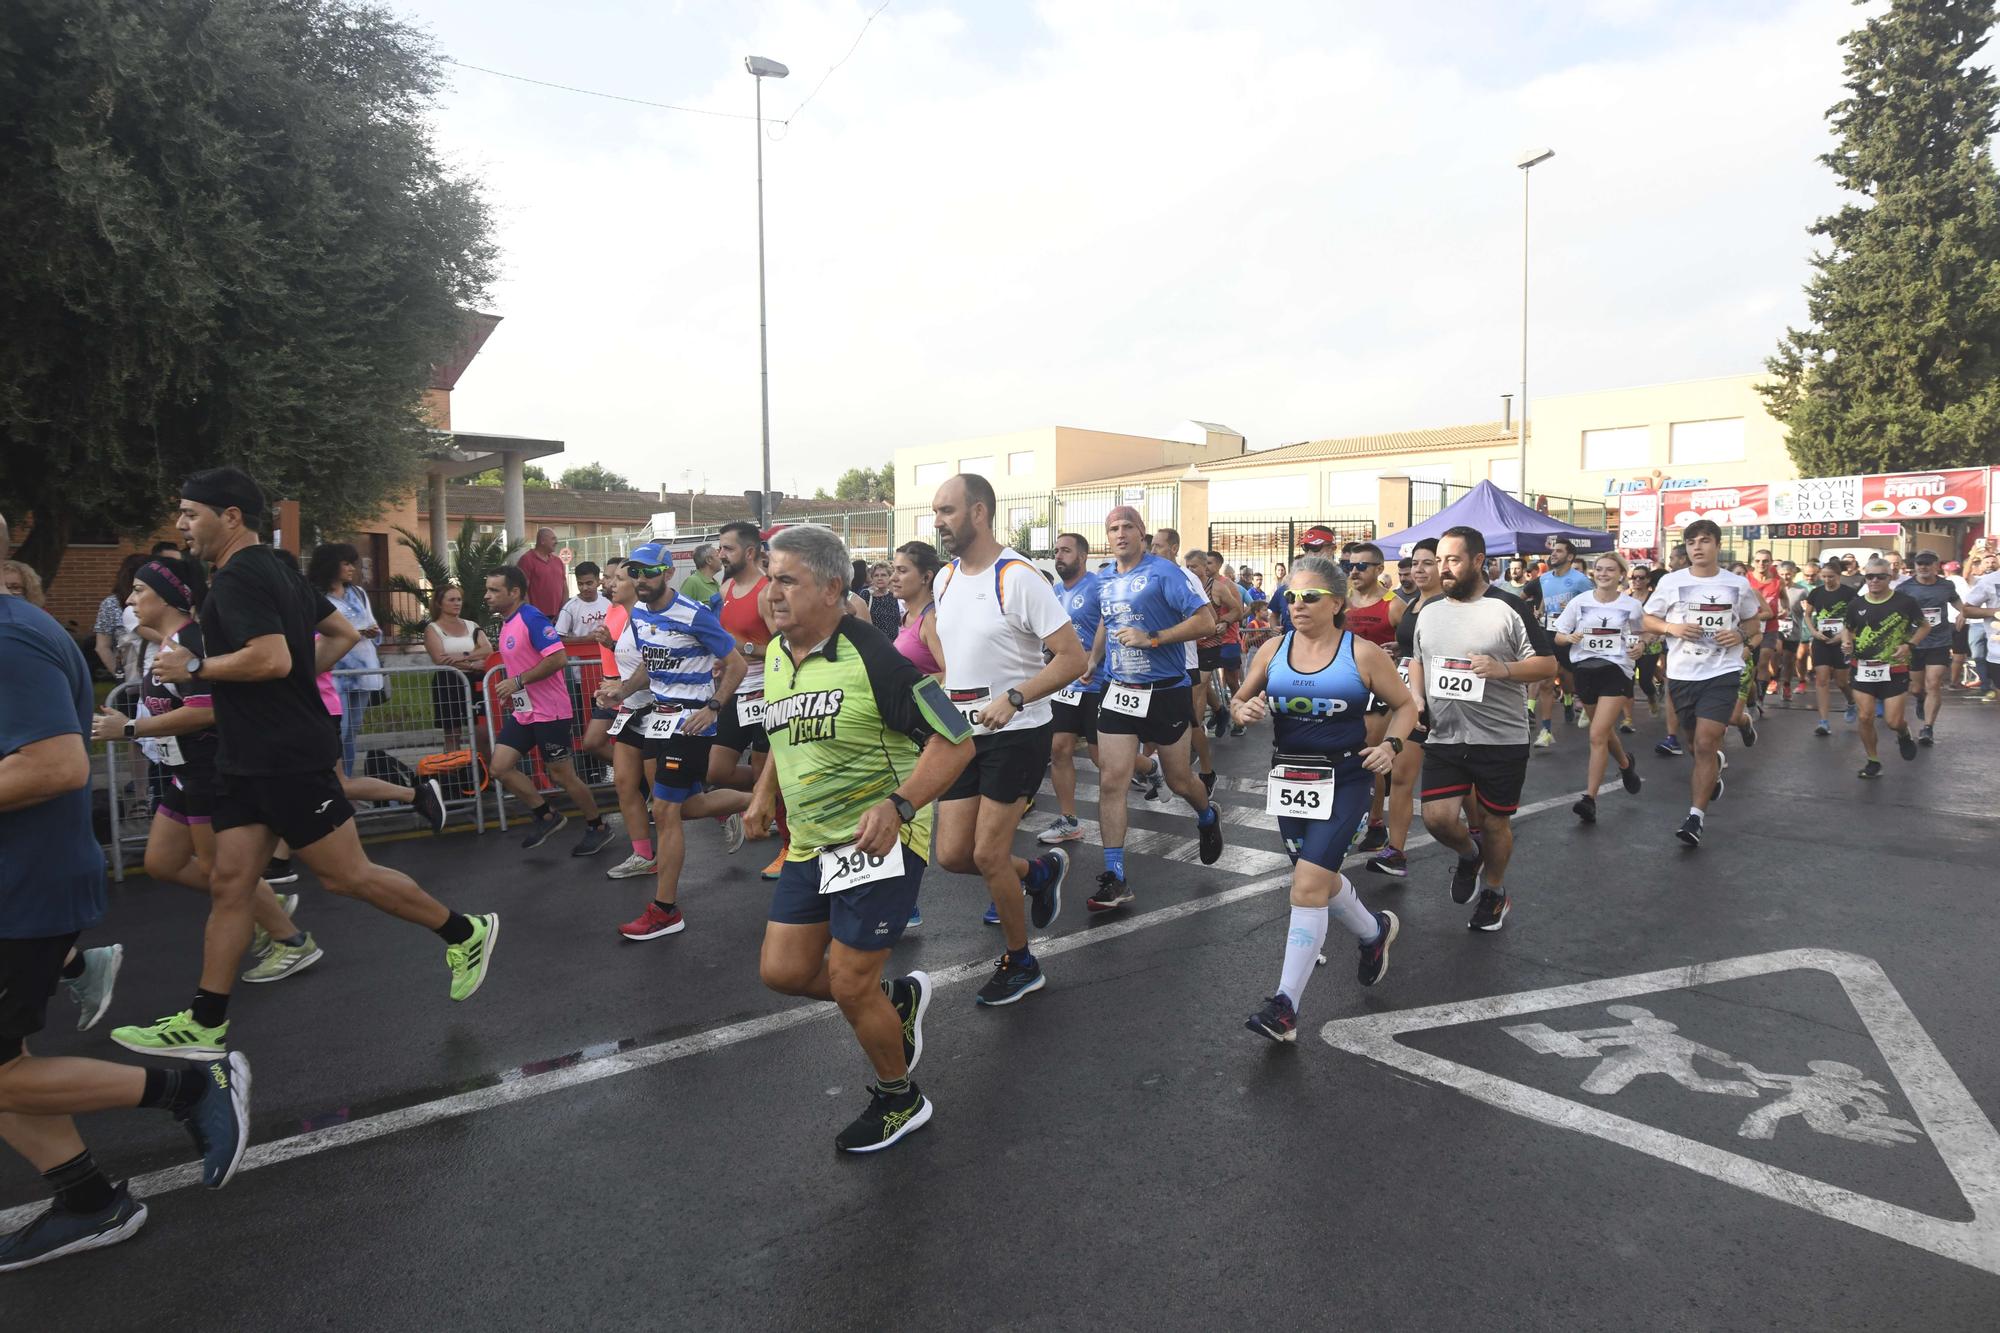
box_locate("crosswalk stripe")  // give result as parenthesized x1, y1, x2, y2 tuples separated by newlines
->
(1038, 778, 1283, 831)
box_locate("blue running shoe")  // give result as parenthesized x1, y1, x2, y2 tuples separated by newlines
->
(905, 905, 922, 930)
(1655, 736, 1684, 757)
(974, 951, 1044, 1006)
(177, 1052, 252, 1190)
(981, 901, 999, 926)
(1027, 849, 1067, 931)
(1844, 703, 1858, 724)
(0, 1184, 147, 1272)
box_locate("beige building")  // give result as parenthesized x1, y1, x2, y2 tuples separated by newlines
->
(1531, 373, 1794, 500)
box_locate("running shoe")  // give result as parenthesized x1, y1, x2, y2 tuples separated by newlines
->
(571, 821, 616, 858)
(1230, 723, 1245, 737)
(1026, 849, 1067, 931)
(1245, 992, 1298, 1043)
(0, 1184, 147, 1273)
(61, 944, 122, 1031)
(1140, 764, 1165, 801)
(1200, 770, 1218, 797)
(719, 813, 746, 853)
(1858, 758, 1883, 779)
(1036, 814, 1084, 845)
(1358, 910, 1399, 986)
(1738, 717, 1758, 747)
(1676, 813, 1703, 847)
(1655, 736, 1683, 757)
(264, 858, 297, 886)
(1468, 888, 1510, 932)
(446, 914, 499, 1001)
(1918, 724, 1935, 748)
(1782, 683, 1794, 705)
(1206, 713, 1225, 738)
(618, 902, 683, 942)
(1845, 702, 1859, 723)
(520, 809, 568, 850)
(1366, 848, 1408, 878)
(1533, 729, 1554, 749)
(1357, 823, 1388, 854)
(1814, 719, 1831, 736)
(1618, 757, 1642, 796)
(249, 893, 301, 960)
(605, 852, 657, 880)
(1618, 721, 1635, 734)
(1562, 700, 1577, 726)
(1197, 807, 1225, 865)
(1712, 777, 1725, 802)
(1572, 794, 1597, 824)
(111, 1010, 227, 1060)
(761, 848, 786, 881)
(974, 951, 1045, 1006)
(1087, 873, 1133, 912)
(1128, 763, 1153, 791)
(889, 971, 931, 1075)
(240, 933, 322, 984)
(1982, 690, 1998, 704)
(414, 778, 448, 834)
(1449, 845, 1483, 905)
(1574, 710, 1590, 730)
(834, 1083, 932, 1154)
(178, 1052, 252, 1189)
(1897, 730, 1918, 761)
(982, 901, 1000, 926)
(1719, 750, 1730, 770)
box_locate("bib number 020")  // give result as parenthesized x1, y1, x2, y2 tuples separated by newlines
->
(1429, 658, 1486, 702)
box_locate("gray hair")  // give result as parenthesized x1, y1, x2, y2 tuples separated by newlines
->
(1863, 555, 1890, 572)
(1286, 555, 1350, 600)
(770, 524, 852, 590)
(693, 543, 717, 568)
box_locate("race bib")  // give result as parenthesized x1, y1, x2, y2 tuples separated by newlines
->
(1429, 657, 1487, 702)
(1776, 618, 1794, 637)
(154, 734, 185, 766)
(1541, 611, 1561, 631)
(1855, 659, 1890, 683)
(642, 709, 685, 740)
(1395, 657, 1412, 687)
(946, 686, 991, 730)
(1688, 603, 1735, 635)
(606, 710, 633, 736)
(1266, 761, 1334, 820)
(510, 689, 532, 717)
(1053, 685, 1084, 707)
(1819, 617, 1844, 638)
(736, 692, 766, 727)
(1580, 632, 1624, 657)
(1103, 681, 1153, 717)
(1923, 607, 1943, 627)
(817, 840, 906, 894)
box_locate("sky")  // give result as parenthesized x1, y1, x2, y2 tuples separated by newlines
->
(402, 0, 1868, 497)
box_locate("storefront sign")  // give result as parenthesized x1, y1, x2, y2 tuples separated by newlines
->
(1618, 492, 1660, 552)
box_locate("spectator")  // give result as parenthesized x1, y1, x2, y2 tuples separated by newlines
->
(308, 542, 385, 777)
(92, 554, 149, 680)
(423, 584, 491, 752)
(1, 560, 45, 607)
(679, 544, 721, 605)
(516, 526, 568, 619)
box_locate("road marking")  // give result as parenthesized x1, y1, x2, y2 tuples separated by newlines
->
(0, 787, 1584, 1230)
(1319, 948, 2000, 1276)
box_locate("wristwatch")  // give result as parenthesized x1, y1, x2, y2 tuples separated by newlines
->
(704, 697, 726, 713)
(185, 656, 204, 677)
(123, 719, 137, 740)
(1385, 736, 1405, 755)
(1005, 688, 1026, 710)
(888, 792, 917, 824)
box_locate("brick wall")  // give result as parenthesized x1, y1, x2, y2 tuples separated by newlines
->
(13, 519, 185, 642)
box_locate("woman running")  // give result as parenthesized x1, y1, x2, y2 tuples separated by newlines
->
(1554, 553, 1645, 823)
(1231, 555, 1417, 1042)
(590, 560, 661, 880)
(890, 541, 945, 677)
(1366, 538, 1442, 878)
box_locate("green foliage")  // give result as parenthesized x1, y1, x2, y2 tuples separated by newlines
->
(557, 462, 631, 491)
(832, 463, 896, 503)
(385, 518, 508, 636)
(1763, 0, 2000, 476)
(0, 0, 496, 584)
(455, 464, 550, 489)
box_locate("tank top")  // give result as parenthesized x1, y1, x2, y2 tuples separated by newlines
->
(597, 603, 630, 678)
(1267, 630, 1370, 756)
(1198, 576, 1241, 648)
(894, 602, 942, 676)
(1394, 594, 1441, 661)
(719, 576, 773, 692)
(863, 590, 902, 640)
(432, 618, 477, 659)
(1345, 595, 1396, 649)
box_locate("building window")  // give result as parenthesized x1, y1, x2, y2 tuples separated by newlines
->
(914, 462, 947, 489)
(1669, 418, 1745, 465)
(1007, 506, 1034, 531)
(1490, 457, 1522, 493)
(957, 455, 998, 478)
(1211, 474, 1311, 513)
(1008, 450, 1036, 476)
(1581, 426, 1649, 472)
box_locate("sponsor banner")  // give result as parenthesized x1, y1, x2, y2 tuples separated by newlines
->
(1618, 492, 1660, 553)
(1665, 484, 1771, 529)
(1650, 467, 1988, 530)
(1860, 468, 1986, 520)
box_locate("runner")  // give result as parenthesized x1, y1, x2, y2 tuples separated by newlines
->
(1037, 532, 1103, 848)
(930, 474, 1082, 1001)
(1531, 539, 1593, 749)
(1842, 558, 1928, 778)
(1776, 560, 1810, 704)
(113, 467, 497, 1060)
(1233, 555, 1416, 1041)
(1630, 567, 1668, 723)
(1964, 568, 2000, 701)
(589, 560, 661, 881)
(1553, 552, 1646, 823)
(555, 559, 613, 761)
(1746, 549, 1788, 702)
(1334, 543, 1402, 853)
(886, 540, 946, 929)
(1900, 552, 1964, 746)
(1805, 560, 1859, 736)
(744, 524, 974, 1152)
(1192, 550, 1247, 739)
(1641, 518, 1765, 846)
(1148, 527, 1218, 793)
(601, 542, 746, 941)
(705, 521, 780, 871)
(1367, 538, 1442, 878)
(1087, 505, 1224, 915)
(484, 566, 614, 856)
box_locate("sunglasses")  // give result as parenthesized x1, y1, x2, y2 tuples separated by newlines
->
(1864, 573, 1890, 580)
(629, 563, 670, 578)
(1339, 561, 1377, 572)
(1281, 588, 1334, 606)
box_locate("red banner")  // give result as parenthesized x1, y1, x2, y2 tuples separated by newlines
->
(1859, 468, 1986, 520)
(1662, 484, 1772, 529)
(1645, 467, 1989, 530)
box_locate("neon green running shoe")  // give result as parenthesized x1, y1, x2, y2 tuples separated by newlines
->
(446, 913, 499, 1002)
(110, 1009, 227, 1061)
(240, 933, 323, 984)
(249, 893, 301, 959)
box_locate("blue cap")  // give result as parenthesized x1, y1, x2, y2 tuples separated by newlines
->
(628, 542, 670, 566)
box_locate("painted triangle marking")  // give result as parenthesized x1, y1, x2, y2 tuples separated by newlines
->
(1319, 948, 2000, 1276)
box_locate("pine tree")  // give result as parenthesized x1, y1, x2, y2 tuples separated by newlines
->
(1762, 0, 2000, 477)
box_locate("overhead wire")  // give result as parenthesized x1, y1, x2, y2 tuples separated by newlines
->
(442, 58, 774, 123)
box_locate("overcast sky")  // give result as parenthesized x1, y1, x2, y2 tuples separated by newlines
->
(405, 0, 1863, 496)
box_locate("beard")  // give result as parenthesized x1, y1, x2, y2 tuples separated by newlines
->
(936, 522, 965, 554)
(1055, 558, 1078, 580)
(1442, 569, 1483, 602)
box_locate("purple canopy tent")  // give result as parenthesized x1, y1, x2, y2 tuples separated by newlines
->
(1376, 481, 1611, 558)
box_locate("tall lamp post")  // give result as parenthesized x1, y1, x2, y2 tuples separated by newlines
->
(746, 55, 790, 526)
(1515, 147, 1554, 506)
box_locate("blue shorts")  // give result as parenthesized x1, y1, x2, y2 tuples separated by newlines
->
(1220, 644, 1242, 667)
(497, 716, 575, 763)
(1275, 756, 1372, 874)
(768, 847, 927, 951)
(647, 733, 713, 804)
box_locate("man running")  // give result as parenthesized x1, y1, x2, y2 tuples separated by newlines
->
(1368, 538, 1443, 878)
(1746, 549, 1788, 701)
(1531, 538, 1593, 749)
(1147, 527, 1220, 792)
(115, 468, 496, 1060)
(1842, 557, 1929, 778)
(1037, 532, 1103, 847)
(1088, 505, 1224, 914)
(706, 521, 779, 870)
(1191, 550, 1247, 739)
(1805, 560, 1858, 736)
(930, 476, 1081, 1002)
(1900, 551, 1964, 746)
(1337, 541, 1402, 852)
(1641, 519, 1764, 846)
(747, 525, 974, 1152)
(486, 566, 614, 855)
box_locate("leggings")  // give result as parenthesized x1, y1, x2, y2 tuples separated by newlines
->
(1635, 653, 1664, 704)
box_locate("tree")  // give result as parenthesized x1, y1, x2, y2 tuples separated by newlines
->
(557, 462, 632, 491)
(0, 0, 496, 584)
(1762, 0, 2000, 477)
(385, 517, 510, 637)
(455, 464, 551, 489)
(830, 462, 895, 503)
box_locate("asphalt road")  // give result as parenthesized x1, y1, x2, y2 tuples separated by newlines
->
(8, 685, 1999, 1329)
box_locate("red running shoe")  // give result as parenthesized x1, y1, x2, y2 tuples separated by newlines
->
(619, 901, 685, 941)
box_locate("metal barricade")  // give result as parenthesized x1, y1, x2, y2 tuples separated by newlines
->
(97, 682, 152, 882)
(480, 647, 623, 832)
(325, 663, 486, 835)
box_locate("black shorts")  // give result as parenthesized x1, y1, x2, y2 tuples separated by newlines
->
(1095, 682, 1195, 746)
(943, 726, 1052, 804)
(0, 932, 80, 1048)
(1668, 673, 1742, 727)
(1420, 743, 1529, 815)
(155, 765, 216, 825)
(1552, 643, 1575, 675)
(646, 732, 716, 804)
(590, 705, 618, 724)
(1196, 645, 1225, 673)
(497, 715, 576, 763)
(212, 768, 354, 849)
(1051, 690, 1100, 742)
(713, 694, 771, 756)
(1571, 661, 1635, 705)
(1853, 671, 1912, 701)
(1810, 641, 1850, 671)
(611, 706, 652, 752)
(1910, 644, 1952, 671)
(767, 847, 927, 951)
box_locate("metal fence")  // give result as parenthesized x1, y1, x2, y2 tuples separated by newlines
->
(478, 650, 629, 831)
(893, 482, 1182, 557)
(1207, 517, 1375, 581)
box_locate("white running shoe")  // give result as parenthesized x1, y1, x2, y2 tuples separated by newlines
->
(722, 813, 745, 854)
(605, 853, 658, 880)
(1036, 815, 1084, 844)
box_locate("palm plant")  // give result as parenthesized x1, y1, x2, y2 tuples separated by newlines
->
(386, 517, 510, 636)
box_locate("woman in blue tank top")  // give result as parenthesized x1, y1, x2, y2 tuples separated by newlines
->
(1227, 555, 1419, 1042)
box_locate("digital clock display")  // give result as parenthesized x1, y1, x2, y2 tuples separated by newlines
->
(1768, 521, 1861, 539)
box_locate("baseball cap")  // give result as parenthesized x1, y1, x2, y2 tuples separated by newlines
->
(1299, 526, 1338, 552)
(1914, 550, 1939, 565)
(628, 541, 670, 567)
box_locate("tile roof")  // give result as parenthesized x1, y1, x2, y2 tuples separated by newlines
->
(1200, 422, 1526, 470)
(420, 486, 890, 526)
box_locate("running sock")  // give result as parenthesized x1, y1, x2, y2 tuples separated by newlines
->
(1197, 805, 1218, 828)
(1329, 876, 1378, 941)
(633, 838, 655, 860)
(587, 817, 606, 830)
(60, 952, 85, 981)
(278, 932, 306, 949)
(652, 899, 677, 914)
(1009, 946, 1037, 969)
(1105, 847, 1126, 881)
(1024, 857, 1052, 890)
(1278, 905, 1329, 1008)
(435, 912, 475, 945)
(139, 1065, 205, 1114)
(43, 1150, 115, 1215)
(191, 988, 229, 1029)
(875, 1076, 912, 1098)
(1688, 806, 1704, 822)
(529, 802, 552, 820)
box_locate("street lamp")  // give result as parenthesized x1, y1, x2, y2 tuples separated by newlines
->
(746, 55, 790, 526)
(1516, 146, 1554, 505)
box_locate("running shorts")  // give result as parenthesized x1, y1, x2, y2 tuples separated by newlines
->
(1571, 661, 1634, 706)
(712, 694, 771, 756)
(1051, 690, 1100, 742)
(943, 726, 1052, 805)
(1220, 644, 1242, 668)
(1667, 673, 1742, 727)
(155, 765, 216, 825)
(1093, 682, 1195, 747)
(646, 732, 715, 804)
(1810, 641, 1850, 672)
(213, 768, 353, 849)
(1909, 644, 1952, 672)
(1275, 755, 1371, 874)
(1853, 670, 1912, 702)
(0, 932, 79, 1048)
(1420, 742, 1529, 815)
(767, 848, 927, 951)
(1951, 624, 1970, 656)
(1196, 645, 1225, 673)
(497, 716, 576, 763)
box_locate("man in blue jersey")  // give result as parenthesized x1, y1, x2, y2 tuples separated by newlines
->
(596, 542, 747, 941)
(1086, 506, 1225, 912)
(1037, 532, 1103, 846)
(1532, 538, 1594, 749)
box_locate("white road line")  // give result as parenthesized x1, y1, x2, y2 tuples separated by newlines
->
(0, 787, 1586, 1230)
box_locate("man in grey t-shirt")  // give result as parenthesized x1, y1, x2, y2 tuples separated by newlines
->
(1901, 551, 1963, 744)
(1407, 527, 1556, 934)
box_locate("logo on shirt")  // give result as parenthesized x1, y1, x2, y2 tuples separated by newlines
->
(764, 689, 844, 743)
(1269, 694, 1351, 717)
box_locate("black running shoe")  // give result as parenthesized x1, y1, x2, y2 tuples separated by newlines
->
(414, 778, 448, 834)
(1918, 724, 1935, 747)
(1468, 888, 1510, 932)
(1572, 794, 1597, 824)
(521, 809, 568, 850)
(1897, 730, 1918, 761)
(974, 951, 1045, 1006)
(888, 971, 930, 1075)
(0, 1184, 147, 1273)
(835, 1083, 932, 1153)
(1087, 873, 1133, 912)
(1676, 813, 1703, 847)
(1357, 823, 1388, 854)
(1357, 910, 1398, 986)
(1366, 849, 1408, 878)
(263, 858, 297, 886)
(1738, 718, 1758, 747)
(1027, 849, 1067, 931)
(1229, 723, 1245, 737)
(1712, 777, 1725, 802)
(1197, 807, 1224, 865)
(1245, 992, 1298, 1042)
(1200, 770, 1217, 797)
(1858, 758, 1883, 779)
(1449, 846, 1483, 904)
(1618, 757, 1643, 795)
(570, 821, 615, 858)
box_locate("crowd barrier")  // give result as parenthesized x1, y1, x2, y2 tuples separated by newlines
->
(479, 645, 620, 832)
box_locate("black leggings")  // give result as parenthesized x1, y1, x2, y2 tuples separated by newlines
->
(1635, 653, 1663, 704)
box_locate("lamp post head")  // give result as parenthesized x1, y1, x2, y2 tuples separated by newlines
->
(1516, 147, 1555, 170)
(745, 56, 790, 78)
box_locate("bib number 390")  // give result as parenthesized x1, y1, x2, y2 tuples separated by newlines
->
(817, 841, 907, 894)
(1429, 658, 1487, 702)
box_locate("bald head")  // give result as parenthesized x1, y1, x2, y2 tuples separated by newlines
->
(535, 526, 558, 554)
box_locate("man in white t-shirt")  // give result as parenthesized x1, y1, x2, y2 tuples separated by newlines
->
(1642, 519, 1766, 849)
(931, 473, 1087, 1008)
(553, 561, 612, 641)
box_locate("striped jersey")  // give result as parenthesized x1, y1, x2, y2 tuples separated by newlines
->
(629, 593, 738, 727)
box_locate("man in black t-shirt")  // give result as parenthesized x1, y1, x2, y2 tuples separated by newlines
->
(1841, 558, 1925, 778)
(1804, 564, 1857, 734)
(113, 469, 500, 1062)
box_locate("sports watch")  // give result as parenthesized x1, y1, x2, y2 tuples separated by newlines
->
(888, 793, 917, 824)
(1005, 688, 1026, 710)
